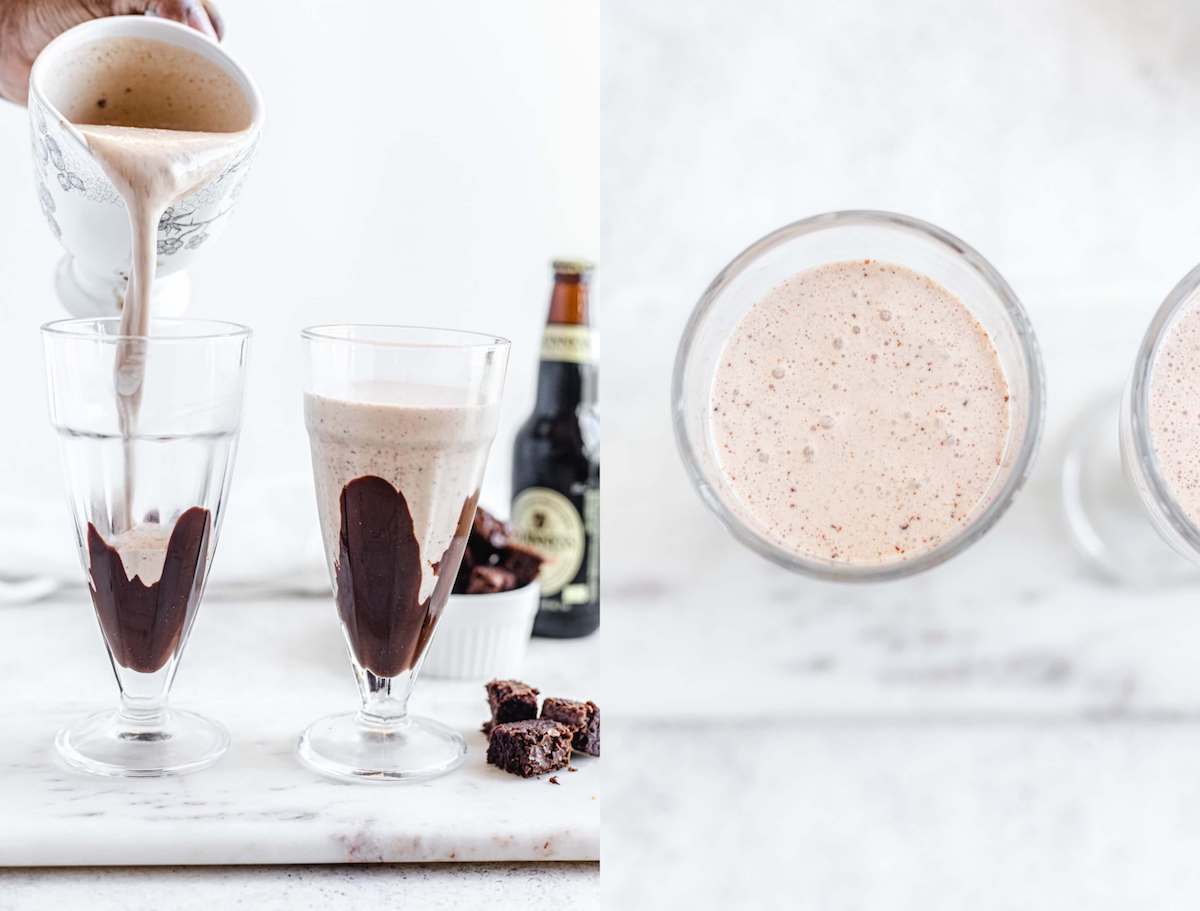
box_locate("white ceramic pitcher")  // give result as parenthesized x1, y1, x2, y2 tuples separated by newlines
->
(27, 16, 264, 316)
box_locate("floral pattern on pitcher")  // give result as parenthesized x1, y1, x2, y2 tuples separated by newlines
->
(154, 139, 257, 257)
(27, 94, 260, 265)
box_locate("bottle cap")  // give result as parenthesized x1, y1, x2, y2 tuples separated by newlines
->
(552, 258, 595, 276)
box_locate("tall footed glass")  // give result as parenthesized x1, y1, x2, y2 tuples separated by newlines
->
(299, 325, 509, 782)
(42, 318, 250, 776)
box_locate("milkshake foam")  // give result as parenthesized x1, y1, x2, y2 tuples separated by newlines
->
(1148, 299, 1200, 526)
(710, 259, 1011, 566)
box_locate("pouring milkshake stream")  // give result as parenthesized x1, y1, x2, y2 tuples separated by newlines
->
(32, 25, 258, 529)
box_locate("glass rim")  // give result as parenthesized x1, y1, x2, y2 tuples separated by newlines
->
(41, 316, 252, 342)
(301, 323, 511, 351)
(671, 209, 1046, 582)
(1125, 261, 1200, 552)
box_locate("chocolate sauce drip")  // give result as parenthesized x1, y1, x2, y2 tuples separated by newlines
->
(335, 476, 478, 677)
(86, 507, 211, 674)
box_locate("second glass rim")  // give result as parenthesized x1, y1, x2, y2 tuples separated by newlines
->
(1125, 261, 1200, 552)
(301, 323, 511, 351)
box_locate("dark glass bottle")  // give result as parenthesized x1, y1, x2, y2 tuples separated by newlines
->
(511, 259, 599, 638)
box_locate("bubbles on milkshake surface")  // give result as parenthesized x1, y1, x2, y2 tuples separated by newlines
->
(1149, 299, 1200, 525)
(709, 258, 1010, 566)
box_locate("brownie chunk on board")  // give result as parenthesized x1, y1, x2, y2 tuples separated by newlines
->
(483, 678, 539, 734)
(541, 697, 600, 757)
(486, 719, 573, 778)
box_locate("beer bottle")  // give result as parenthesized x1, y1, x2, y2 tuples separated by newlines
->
(511, 259, 600, 638)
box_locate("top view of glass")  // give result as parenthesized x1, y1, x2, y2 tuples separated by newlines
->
(673, 211, 1046, 581)
(1061, 263, 1200, 586)
(1124, 263, 1200, 562)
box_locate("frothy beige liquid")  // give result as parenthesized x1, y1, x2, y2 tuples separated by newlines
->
(304, 386, 500, 604)
(106, 521, 174, 583)
(710, 260, 1011, 566)
(1148, 301, 1200, 525)
(44, 36, 254, 529)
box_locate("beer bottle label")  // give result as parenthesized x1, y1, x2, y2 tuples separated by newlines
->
(583, 485, 600, 602)
(512, 487, 586, 598)
(540, 325, 593, 364)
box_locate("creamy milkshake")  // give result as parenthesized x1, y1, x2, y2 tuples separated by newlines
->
(1147, 300, 1200, 526)
(710, 260, 1011, 566)
(304, 387, 500, 678)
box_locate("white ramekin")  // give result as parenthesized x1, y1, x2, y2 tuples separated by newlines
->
(423, 583, 540, 679)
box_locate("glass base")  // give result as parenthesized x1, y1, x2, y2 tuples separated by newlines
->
(55, 708, 229, 778)
(297, 712, 467, 783)
(1061, 393, 1200, 587)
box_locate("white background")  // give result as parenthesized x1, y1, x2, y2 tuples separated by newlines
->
(0, 0, 599, 585)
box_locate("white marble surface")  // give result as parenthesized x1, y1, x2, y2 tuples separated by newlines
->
(0, 863, 598, 911)
(0, 595, 599, 867)
(605, 721, 1200, 909)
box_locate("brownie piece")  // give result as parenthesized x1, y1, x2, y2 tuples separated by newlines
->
(483, 678, 538, 735)
(467, 565, 518, 595)
(470, 507, 511, 559)
(540, 697, 600, 757)
(486, 719, 572, 778)
(452, 505, 548, 594)
(499, 542, 544, 587)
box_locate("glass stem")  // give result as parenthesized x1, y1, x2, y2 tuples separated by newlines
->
(115, 663, 173, 729)
(356, 668, 417, 731)
(118, 690, 168, 729)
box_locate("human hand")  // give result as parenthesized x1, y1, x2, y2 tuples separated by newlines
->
(0, 0, 223, 103)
